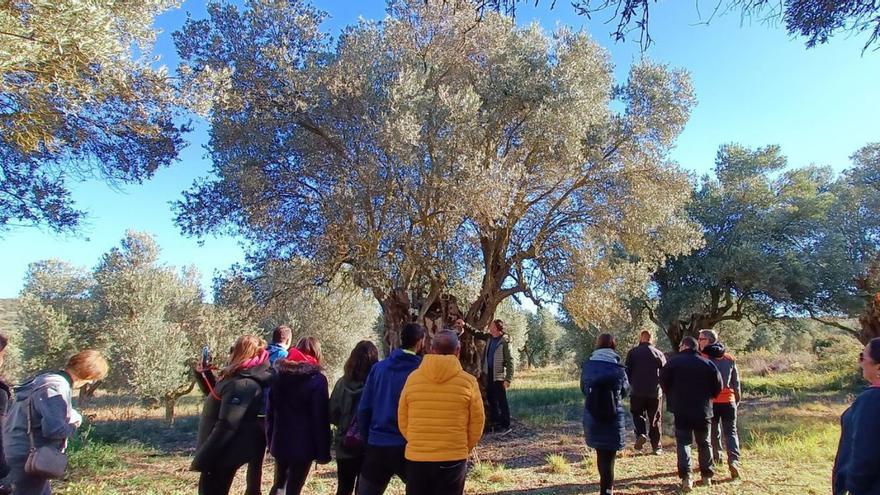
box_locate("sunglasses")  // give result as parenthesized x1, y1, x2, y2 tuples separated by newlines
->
(860, 351, 865, 363)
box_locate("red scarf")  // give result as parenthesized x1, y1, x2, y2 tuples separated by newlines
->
(241, 349, 269, 370)
(286, 347, 318, 365)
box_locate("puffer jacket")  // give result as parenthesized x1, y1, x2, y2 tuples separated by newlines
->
(581, 349, 629, 451)
(398, 354, 485, 462)
(482, 334, 514, 383)
(329, 376, 365, 460)
(192, 361, 274, 471)
(833, 386, 880, 495)
(4, 372, 80, 467)
(702, 343, 741, 404)
(268, 358, 331, 463)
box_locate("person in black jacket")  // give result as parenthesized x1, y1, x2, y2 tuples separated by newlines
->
(660, 336, 722, 493)
(624, 330, 667, 454)
(0, 334, 11, 495)
(833, 337, 880, 495)
(268, 337, 331, 495)
(192, 335, 274, 495)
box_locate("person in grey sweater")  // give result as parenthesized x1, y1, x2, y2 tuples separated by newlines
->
(3, 350, 108, 495)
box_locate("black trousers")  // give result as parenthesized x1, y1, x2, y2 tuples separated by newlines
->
(199, 466, 240, 495)
(630, 395, 662, 449)
(245, 448, 265, 495)
(595, 450, 616, 495)
(337, 456, 365, 495)
(711, 402, 741, 465)
(357, 445, 408, 495)
(486, 379, 510, 429)
(405, 459, 467, 495)
(270, 459, 312, 495)
(675, 421, 714, 480)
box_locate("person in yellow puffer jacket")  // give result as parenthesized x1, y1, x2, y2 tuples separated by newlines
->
(398, 330, 485, 495)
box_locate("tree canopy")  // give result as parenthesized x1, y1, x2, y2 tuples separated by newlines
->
(0, 0, 187, 233)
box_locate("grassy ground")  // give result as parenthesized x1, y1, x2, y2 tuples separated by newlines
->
(54, 362, 856, 495)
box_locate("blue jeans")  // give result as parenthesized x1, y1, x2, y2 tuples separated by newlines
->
(675, 421, 714, 480)
(711, 402, 741, 465)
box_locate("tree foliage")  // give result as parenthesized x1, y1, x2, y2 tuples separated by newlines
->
(0, 0, 187, 233)
(173, 0, 701, 371)
(520, 307, 563, 368)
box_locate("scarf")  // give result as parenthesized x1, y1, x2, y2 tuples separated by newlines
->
(240, 349, 269, 370)
(286, 347, 318, 365)
(590, 348, 621, 364)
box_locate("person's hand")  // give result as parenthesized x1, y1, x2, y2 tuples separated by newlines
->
(503, 380, 510, 390)
(194, 360, 207, 373)
(69, 409, 83, 428)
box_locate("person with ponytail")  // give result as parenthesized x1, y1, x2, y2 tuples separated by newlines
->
(192, 335, 274, 495)
(268, 336, 331, 495)
(833, 337, 880, 495)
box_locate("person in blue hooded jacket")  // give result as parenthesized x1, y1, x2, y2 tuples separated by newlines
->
(355, 323, 425, 495)
(833, 336, 880, 495)
(581, 333, 629, 495)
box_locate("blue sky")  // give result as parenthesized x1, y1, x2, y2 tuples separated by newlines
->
(1, 1, 877, 299)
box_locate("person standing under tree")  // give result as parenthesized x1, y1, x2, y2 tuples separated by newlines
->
(624, 329, 667, 454)
(698, 329, 742, 480)
(482, 319, 514, 435)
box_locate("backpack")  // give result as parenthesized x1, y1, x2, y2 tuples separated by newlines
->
(587, 384, 617, 422)
(340, 389, 365, 452)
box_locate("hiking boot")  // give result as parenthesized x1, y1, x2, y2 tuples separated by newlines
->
(730, 461, 742, 480)
(634, 434, 648, 450)
(680, 477, 693, 493)
(700, 476, 712, 488)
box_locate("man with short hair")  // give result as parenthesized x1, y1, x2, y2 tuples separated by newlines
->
(698, 329, 743, 479)
(661, 336, 722, 492)
(625, 329, 667, 454)
(482, 319, 514, 434)
(398, 330, 485, 495)
(267, 325, 292, 365)
(356, 323, 426, 495)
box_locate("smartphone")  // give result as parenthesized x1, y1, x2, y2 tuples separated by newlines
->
(201, 345, 211, 367)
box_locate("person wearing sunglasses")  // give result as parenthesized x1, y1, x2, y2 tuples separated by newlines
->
(833, 337, 880, 495)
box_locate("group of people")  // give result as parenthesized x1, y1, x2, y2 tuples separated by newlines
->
(580, 329, 742, 494)
(0, 334, 109, 495)
(192, 319, 514, 495)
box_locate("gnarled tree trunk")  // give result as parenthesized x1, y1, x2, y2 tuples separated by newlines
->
(859, 291, 880, 343)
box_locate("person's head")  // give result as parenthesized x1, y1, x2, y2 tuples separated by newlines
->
(296, 336, 323, 365)
(638, 330, 653, 344)
(489, 319, 505, 337)
(679, 336, 698, 352)
(344, 340, 379, 382)
(432, 330, 461, 357)
(595, 333, 616, 350)
(401, 323, 426, 352)
(65, 350, 109, 388)
(222, 335, 265, 378)
(698, 329, 718, 351)
(860, 337, 880, 386)
(452, 318, 465, 330)
(271, 325, 293, 348)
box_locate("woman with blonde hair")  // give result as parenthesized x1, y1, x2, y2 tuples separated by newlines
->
(268, 336, 331, 495)
(4, 349, 109, 494)
(192, 335, 273, 495)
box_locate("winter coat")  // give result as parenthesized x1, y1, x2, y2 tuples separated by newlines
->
(357, 349, 422, 447)
(192, 363, 274, 471)
(398, 354, 485, 462)
(268, 359, 331, 463)
(3, 372, 80, 469)
(833, 387, 880, 495)
(660, 349, 722, 428)
(624, 342, 667, 398)
(0, 380, 11, 479)
(702, 343, 741, 404)
(581, 349, 629, 451)
(267, 343, 289, 366)
(329, 376, 365, 460)
(482, 334, 514, 383)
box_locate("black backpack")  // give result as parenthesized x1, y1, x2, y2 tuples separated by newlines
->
(587, 384, 617, 421)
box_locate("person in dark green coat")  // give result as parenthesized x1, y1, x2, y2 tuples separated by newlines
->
(329, 341, 379, 495)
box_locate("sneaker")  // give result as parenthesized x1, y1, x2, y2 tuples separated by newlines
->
(730, 462, 741, 480)
(680, 478, 693, 493)
(634, 434, 648, 450)
(652, 447, 663, 456)
(700, 476, 712, 488)
(496, 427, 513, 436)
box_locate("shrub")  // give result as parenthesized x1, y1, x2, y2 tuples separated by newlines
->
(545, 454, 571, 474)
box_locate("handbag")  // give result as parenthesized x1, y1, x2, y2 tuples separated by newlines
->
(24, 392, 68, 479)
(340, 414, 364, 452)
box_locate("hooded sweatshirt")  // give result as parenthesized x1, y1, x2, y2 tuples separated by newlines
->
(329, 376, 365, 459)
(267, 343, 289, 365)
(398, 354, 485, 462)
(357, 349, 422, 447)
(3, 371, 80, 465)
(702, 343, 740, 404)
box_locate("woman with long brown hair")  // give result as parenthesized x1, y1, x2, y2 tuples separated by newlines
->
(330, 340, 379, 495)
(268, 336, 331, 495)
(191, 335, 273, 495)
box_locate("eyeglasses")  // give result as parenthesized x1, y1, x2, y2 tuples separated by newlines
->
(698, 337, 708, 341)
(859, 351, 864, 363)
